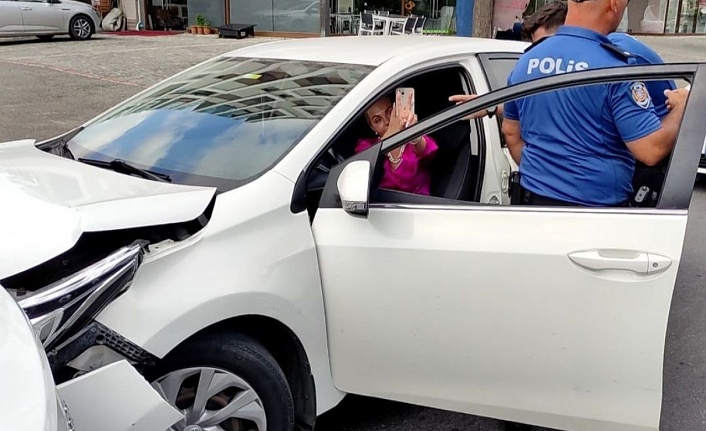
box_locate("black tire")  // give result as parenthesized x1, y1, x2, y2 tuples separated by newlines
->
(37, 35, 55, 41)
(150, 332, 295, 431)
(68, 15, 94, 40)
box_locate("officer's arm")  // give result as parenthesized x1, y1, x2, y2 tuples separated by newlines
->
(625, 89, 688, 166)
(502, 118, 524, 165)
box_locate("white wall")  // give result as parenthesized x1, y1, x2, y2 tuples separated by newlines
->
(120, 0, 137, 21)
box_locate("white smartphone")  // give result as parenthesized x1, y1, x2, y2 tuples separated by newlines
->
(395, 87, 415, 121)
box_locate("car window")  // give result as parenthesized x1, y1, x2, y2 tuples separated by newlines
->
(317, 66, 483, 203)
(477, 53, 521, 91)
(65, 57, 374, 192)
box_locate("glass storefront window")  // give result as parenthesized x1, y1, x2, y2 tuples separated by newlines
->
(665, 0, 679, 32)
(273, 0, 320, 33)
(231, 0, 319, 33)
(231, 0, 274, 31)
(697, 5, 706, 33)
(187, 0, 225, 26)
(677, 0, 706, 32)
(617, 0, 668, 33)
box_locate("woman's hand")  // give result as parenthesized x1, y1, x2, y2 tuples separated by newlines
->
(402, 112, 418, 129)
(400, 113, 428, 155)
(383, 103, 405, 138)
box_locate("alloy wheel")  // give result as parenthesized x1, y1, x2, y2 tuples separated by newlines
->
(73, 18, 91, 39)
(152, 367, 267, 431)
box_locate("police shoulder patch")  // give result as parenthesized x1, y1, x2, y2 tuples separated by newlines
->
(630, 82, 652, 109)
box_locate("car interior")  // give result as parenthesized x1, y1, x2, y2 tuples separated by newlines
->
(300, 64, 675, 218)
(304, 66, 486, 219)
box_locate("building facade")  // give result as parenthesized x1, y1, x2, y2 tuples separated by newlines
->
(117, 0, 705, 35)
(523, 0, 706, 35)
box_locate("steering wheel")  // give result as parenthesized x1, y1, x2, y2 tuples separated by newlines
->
(308, 149, 344, 191)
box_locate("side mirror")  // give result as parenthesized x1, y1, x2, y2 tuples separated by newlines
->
(337, 160, 370, 216)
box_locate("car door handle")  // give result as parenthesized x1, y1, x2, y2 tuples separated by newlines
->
(21, 7, 33, 10)
(568, 250, 672, 275)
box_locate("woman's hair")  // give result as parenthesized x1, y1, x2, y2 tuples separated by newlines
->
(520, 1, 567, 42)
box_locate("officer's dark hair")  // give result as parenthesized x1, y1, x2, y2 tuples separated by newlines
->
(520, 1, 568, 42)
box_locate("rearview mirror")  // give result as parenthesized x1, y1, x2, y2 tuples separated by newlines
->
(337, 160, 370, 216)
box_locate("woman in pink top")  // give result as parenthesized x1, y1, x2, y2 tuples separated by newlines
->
(355, 95, 438, 195)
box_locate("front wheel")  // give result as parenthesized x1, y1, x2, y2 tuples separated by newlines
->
(69, 15, 94, 40)
(150, 332, 295, 431)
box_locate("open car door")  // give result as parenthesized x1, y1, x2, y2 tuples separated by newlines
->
(312, 64, 706, 431)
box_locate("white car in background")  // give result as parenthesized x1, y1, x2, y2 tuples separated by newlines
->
(0, 0, 101, 41)
(0, 37, 704, 431)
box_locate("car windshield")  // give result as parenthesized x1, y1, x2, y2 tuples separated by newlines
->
(65, 56, 373, 191)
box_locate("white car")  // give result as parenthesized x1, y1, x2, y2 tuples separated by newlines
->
(0, 0, 102, 41)
(1, 37, 704, 431)
(0, 283, 75, 431)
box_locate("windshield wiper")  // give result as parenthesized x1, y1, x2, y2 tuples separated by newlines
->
(78, 158, 172, 183)
(37, 126, 84, 159)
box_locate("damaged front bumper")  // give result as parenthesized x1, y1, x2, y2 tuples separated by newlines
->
(57, 360, 183, 431)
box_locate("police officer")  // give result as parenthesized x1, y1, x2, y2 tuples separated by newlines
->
(608, 32, 677, 119)
(501, 0, 689, 207)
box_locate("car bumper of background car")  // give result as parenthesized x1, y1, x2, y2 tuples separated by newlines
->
(90, 9, 102, 33)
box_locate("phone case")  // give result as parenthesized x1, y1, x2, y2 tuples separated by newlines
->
(396, 88, 415, 118)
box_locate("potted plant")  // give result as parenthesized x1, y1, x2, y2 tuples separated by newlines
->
(203, 19, 212, 34)
(195, 13, 206, 34)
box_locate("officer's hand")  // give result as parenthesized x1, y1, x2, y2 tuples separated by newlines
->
(449, 94, 488, 120)
(449, 94, 478, 104)
(664, 88, 689, 111)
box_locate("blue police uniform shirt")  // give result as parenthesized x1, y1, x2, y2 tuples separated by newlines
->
(608, 32, 677, 118)
(504, 26, 663, 206)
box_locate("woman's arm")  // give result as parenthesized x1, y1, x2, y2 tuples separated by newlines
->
(411, 135, 427, 155)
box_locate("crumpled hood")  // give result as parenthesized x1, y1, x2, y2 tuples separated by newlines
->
(0, 140, 216, 279)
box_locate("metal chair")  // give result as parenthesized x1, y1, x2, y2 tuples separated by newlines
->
(413, 15, 426, 35)
(358, 12, 384, 35)
(336, 13, 353, 34)
(391, 16, 417, 35)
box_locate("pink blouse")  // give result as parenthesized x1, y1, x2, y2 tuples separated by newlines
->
(354, 135, 439, 195)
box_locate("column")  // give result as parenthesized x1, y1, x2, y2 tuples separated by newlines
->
(456, 0, 475, 36)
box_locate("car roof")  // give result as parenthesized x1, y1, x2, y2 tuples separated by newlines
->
(223, 36, 528, 66)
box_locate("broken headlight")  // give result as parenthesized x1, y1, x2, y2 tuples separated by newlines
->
(18, 241, 145, 351)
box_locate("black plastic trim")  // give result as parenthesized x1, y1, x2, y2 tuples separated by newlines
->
(318, 142, 382, 210)
(48, 321, 158, 375)
(373, 189, 473, 206)
(658, 64, 706, 209)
